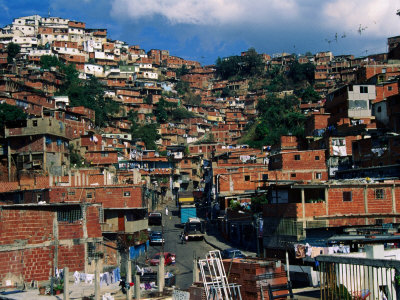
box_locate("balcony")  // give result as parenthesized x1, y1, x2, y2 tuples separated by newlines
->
(100, 219, 148, 233)
(100, 222, 117, 232)
(125, 219, 148, 233)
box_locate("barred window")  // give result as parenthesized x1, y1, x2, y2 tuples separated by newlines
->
(375, 189, 385, 199)
(123, 191, 131, 197)
(98, 207, 104, 223)
(57, 207, 82, 223)
(86, 192, 93, 199)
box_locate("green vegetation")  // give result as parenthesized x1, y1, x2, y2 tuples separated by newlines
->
(6, 43, 21, 64)
(128, 111, 160, 150)
(0, 103, 27, 133)
(245, 94, 306, 148)
(251, 194, 269, 212)
(215, 47, 265, 80)
(170, 108, 195, 121)
(288, 61, 315, 84)
(299, 85, 320, 103)
(39, 55, 120, 127)
(183, 93, 201, 106)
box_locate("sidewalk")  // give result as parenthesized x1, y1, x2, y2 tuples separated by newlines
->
(0, 282, 122, 300)
(202, 220, 257, 258)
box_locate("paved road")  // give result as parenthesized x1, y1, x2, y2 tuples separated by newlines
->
(147, 205, 215, 290)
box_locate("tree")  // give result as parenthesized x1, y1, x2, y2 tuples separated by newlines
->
(247, 94, 306, 147)
(135, 124, 160, 150)
(170, 108, 195, 121)
(288, 61, 315, 84)
(176, 65, 189, 77)
(7, 43, 21, 64)
(300, 86, 320, 103)
(40, 55, 61, 69)
(155, 98, 168, 123)
(0, 103, 27, 133)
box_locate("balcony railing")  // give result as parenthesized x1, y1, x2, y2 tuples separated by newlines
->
(316, 255, 400, 300)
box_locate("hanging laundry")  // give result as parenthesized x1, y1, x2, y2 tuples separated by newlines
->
(295, 244, 306, 259)
(74, 271, 80, 284)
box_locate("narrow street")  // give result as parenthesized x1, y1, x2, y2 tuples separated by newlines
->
(147, 204, 215, 290)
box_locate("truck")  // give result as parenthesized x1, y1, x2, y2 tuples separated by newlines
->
(180, 204, 196, 224)
(184, 217, 204, 240)
(178, 191, 195, 206)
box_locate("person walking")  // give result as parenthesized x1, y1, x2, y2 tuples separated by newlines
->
(180, 232, 185, 244)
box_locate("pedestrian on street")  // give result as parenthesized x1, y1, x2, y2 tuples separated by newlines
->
(180, 232, 185, 244)
(165, 205, 169, 216)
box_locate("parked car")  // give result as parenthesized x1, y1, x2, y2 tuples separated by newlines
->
(149, 231, 164, 245)
(221, 248, 245, 259)
(148, 212, 162, 226)
(149, 252, 176, 266)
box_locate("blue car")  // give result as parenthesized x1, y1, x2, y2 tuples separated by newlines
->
(149, 231, 164, 245)
(221, 248, 245, 259)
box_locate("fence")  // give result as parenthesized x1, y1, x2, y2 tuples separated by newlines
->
(316, 255, 400, 300)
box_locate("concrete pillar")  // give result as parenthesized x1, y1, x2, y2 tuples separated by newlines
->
(193, 257, 199, 283)
(86, 175, 89, 186)
(126, 259, 132, 300)
(301, 188, 306, 228)
(392, 185, 396, 223)
(363, 186, 368, 225)
(135, 274, 141, 299)
(68, 171, 71, 186)
(63, 267, 69, 300)
(325, 187, 329, 216)
(49, 174, 53, 187)
(158, 256, 165, 292)
(365, 244, 384, 259)
(74, 172, 77, 186)
(94, 259, 100, 300)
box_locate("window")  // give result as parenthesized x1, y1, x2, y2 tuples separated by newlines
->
(68, 191, 75, 195)
(98, 207, 104, 223)
(33, 120, 38, 126)
(315, 173, 322, 179)
(343, 191, 352, 202)
(123, 191, 131, 197)
(315, 156, 320, 160)
(86, 192, 93, 199)
(294, 155, 301, 161)
(375, 189, 385, 199)
(291, 173, 296, 178)
(244, 175, 250, 181)
(360, 86, 368, 93)
(348, 85, 353, 92)
(101, 152, 109, 157)
(388, 86, 393, 91)
(377, 106, 382, 113)
(262, 174, 269, 181)
(57, 207, 82, 223)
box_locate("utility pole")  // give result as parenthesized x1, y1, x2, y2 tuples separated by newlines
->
(63, 267, 69, 300)
(94, 258, 100, 300)
(126, 259, 132, 300)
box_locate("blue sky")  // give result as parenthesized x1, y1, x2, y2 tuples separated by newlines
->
(1, 0, 400, 65)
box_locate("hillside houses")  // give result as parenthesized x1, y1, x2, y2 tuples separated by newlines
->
(2, 12, 400, 287)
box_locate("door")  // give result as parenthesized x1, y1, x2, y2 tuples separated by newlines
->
(118, 212, 125, 232)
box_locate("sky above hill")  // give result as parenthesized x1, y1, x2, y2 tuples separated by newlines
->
(2, 0, 400, 65)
